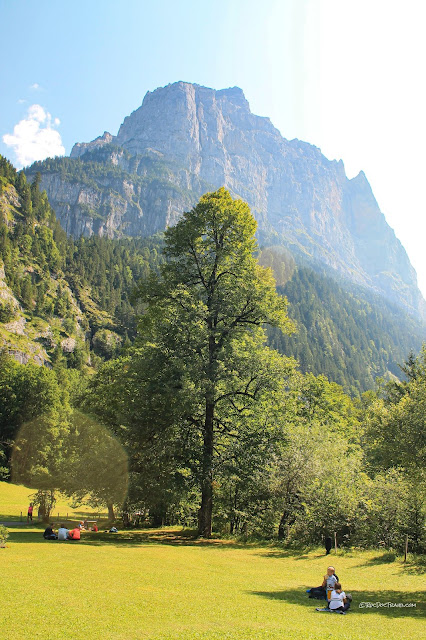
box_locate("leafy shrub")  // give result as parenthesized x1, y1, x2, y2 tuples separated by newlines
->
(0, 525, 9, 545)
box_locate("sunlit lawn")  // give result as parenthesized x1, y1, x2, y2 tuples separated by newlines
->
(0, 523, 424, 640)
(0, 480, 107, 524)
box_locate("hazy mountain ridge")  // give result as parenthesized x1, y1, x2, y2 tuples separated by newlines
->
(27, 81, 424, 319)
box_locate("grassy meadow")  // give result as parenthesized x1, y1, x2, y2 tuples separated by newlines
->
(0, 486, 424, 640)
(0, 480, 107, 524)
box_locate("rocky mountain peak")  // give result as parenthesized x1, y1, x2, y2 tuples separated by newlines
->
(71, 131, 115, 159)
(27, 82, 426, 319)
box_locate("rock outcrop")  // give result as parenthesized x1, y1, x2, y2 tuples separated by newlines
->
(70, 131, 115, 159)
(27, 82, 425, 318)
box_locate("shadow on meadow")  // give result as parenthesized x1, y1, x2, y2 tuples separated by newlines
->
(80, 529, 244, 548)
(7, 529, 426, 576)
(250, 588, 426, 618)
(351, 551, 426, 576)
(402, 559, 426, 576)
(352, 551, 399, 567)
(258, 548, 326, 560)
(7, 528, 249, 550)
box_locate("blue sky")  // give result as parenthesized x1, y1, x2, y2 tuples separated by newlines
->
(1, 0, 426, 296)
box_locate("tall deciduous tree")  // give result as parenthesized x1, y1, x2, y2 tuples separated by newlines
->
(0, 354, 70, 477)
(134, 188, 294, 536)
(52, 410, 129, 522)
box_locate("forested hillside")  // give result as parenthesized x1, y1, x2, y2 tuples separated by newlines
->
(270, 266, 424, 395)
(1, 154, 424, 393)
(1, 176, 424, 551)
(0, 155, 163, 367)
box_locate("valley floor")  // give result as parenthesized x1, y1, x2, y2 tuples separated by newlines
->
(0, 526, 424, 640)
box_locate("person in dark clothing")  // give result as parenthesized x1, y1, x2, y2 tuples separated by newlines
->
(325, 536, 332, 555)
(307, 585, 327, 600)
(43, 524, 56, 540)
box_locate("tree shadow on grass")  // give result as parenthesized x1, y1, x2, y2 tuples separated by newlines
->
(353, 551, 398, 566)
(50, 510, 107, 520)
(7, 528, 249, 549)
(250, 588, 425, 618)
(352, 552, 426, 575)
(258, 548, 326, 560)
(83, 529, 253, 549)
(402, 559, 426, 576)
(81, 529, 229, 548)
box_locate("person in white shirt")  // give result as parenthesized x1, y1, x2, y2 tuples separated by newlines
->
(329, 582, 350, 613)
(57, 525, 69, 541)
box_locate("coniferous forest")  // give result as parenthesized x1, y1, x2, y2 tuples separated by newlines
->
(0, 154, 425, 550)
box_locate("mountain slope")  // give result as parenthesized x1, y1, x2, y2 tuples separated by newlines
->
(269, 263, 424, 395)
(0, 156, 163, 367)
(27, 81, 424, 319)
(1, 154, 424, 394)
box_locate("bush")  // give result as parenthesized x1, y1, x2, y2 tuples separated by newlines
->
(0, 525, 9, 545)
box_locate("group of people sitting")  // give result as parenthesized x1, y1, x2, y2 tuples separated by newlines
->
(306, 566, 352, 614)
(43, 521, 98, 541)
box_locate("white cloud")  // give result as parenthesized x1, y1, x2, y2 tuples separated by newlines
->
(30, 83, 41, 90)
(3, 104, 65, 167)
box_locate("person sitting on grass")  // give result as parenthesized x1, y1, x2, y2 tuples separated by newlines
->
(307, 565, 338, 600)
(328, 582, 351, 613)
(68, 526, 81, 541)
(57, 525, 69, 541)
(43, 524, 56, 540)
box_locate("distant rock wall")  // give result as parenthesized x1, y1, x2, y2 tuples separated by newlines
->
(28, 81, 425, 319)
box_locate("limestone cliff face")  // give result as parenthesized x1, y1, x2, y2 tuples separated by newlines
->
(28, 81, 424, 317)
(115, 85, 273, 220)
(37, 169, 189, 239)
(116, 83, 419, 299)
(36, 148, 212, 239)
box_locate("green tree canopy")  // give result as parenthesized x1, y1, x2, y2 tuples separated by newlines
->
(364, 345, 426, 472)
(131, 188, 294, 536)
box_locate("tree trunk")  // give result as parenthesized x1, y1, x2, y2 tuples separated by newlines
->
(198, 398, 214, 538)
(37, 489, 56, 523)
(107, 502, 115, 522)
(278, 511, 290, 539)
(152, 512, 164, 527)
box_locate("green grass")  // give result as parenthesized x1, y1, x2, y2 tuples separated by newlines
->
(0, 480, 107, 524)
(1, 529, 425, 639)
(0, 484, 424, 640)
